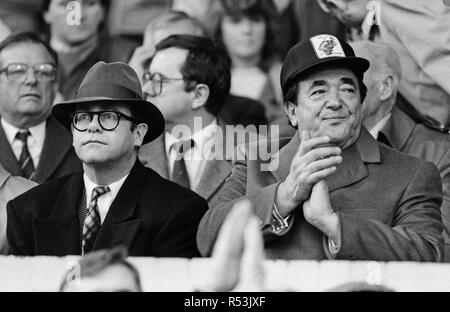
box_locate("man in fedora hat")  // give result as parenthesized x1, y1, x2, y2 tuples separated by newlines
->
(197, 34, 444, 262)
(6, 61, 208, 257)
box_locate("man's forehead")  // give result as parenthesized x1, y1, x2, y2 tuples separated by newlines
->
(298, 67, 358, 86)
(150, 47, 188, 73)
(75, 103, 131, 112)
(0, 42, 55, 64)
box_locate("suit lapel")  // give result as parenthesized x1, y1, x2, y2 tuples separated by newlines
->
(0, 122, 22, 176)
(138, 134, 169, 179)
(33, 116, 74, 182)
(195, 159, 232, 200)
(93, 161, 146, 250)
(194, 120, 233, 200)
(271, 134, 300, 182)
(326, 127, 380, 192)
(34, 172, 84, 255)
(381, 106, 415, 151)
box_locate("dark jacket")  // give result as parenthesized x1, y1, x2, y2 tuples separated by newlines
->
(381, 105, 450, 260)
(0, 116, 82, 184)
(198, 127, 444, 262)
(7, 160, 208, 257)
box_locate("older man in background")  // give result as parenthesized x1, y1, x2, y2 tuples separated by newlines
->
(0, 32, 81, 183)
(351, 40, 450, 261)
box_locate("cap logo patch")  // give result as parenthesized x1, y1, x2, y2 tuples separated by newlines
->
(310, 35, 345, 59)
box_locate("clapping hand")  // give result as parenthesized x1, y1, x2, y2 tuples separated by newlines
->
(275, 131, 342, 217)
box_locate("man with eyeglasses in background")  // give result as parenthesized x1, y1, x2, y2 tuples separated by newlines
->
(6, 61, 208, 256)
(0, 32, 82, 183)
(139, 34, 261, 209)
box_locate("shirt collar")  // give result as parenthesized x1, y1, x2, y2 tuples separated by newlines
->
(83, 173, 129, 202)
(165, 119, 219, 155)
(1, 117, 46, 146)
(369, 113, 391, 140)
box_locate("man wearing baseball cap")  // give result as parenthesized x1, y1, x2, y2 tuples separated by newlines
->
(6, 61, 208, 257)
(198, 34, 444, 261)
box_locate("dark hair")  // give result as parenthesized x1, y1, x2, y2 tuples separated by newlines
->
(154, 34, 231, 116)
(42, 0, 108, 12)
(59, 246, 142, 292)
(0, 32, 58, 67)
(216, 0, 278, 72)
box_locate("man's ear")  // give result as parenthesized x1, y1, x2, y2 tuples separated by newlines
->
(284, 101, 298, 127)
(191, 83, 210, 110)
(43, 11, 50, 24)
(379, 74, 394, 102)
(134, 123, 149, 147)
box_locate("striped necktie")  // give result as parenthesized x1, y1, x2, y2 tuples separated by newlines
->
(82, 186, 110, 255)
(15, 130, 35, 179)
(170, 139, 194, 189)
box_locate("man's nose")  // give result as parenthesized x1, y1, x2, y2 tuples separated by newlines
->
(87, 115, 102, 132)
(23, 68, 38, 85)
(326, 89, 342, 110)
(142, 82, 155, 99)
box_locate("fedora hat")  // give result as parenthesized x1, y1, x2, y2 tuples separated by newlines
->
(280, 34, 370, 94)
(52, 61, 165, 144)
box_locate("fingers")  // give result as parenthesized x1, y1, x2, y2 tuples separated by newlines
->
(303, 155, 343, 175)
(291, 146, 341, 174)
(298, 131, 332, 156)
(234, 216, 265, 292)
(306, 167, 338, 185)
(212, 199, 253, 259)
(206, 199, 253, 291)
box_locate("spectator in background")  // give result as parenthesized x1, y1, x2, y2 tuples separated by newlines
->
(0, 32, 82, 183)
(0, 163, 37, 255)
(128, 10, 267, 127)
(129, 10, 208, 86)
(172, 0, 223, 36)
(293, 0, 346, 42)
(43, 0, 108, 100)
(0, 0, 46, 35)
(140, 35, 262, 209)
(216, 0, 286, 125)
(60, 246, 142, 292)
(351, 40, 450, 261)
(105, 0, 170, 62)
(317, 0, 450, 133)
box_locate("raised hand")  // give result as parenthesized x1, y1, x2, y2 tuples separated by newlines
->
(303, 180, 340, 243)
(275, 131, 342, 217)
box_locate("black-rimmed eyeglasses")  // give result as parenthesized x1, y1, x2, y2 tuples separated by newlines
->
(70, 111, 143, 132)
(142, 72, 185, 97)
(0, 63, 56, 82)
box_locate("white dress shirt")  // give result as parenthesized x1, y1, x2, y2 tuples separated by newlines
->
(165, 120, 220, 190)
(1, 118, 46, 168)
(83, 173, 129, 224)
(368, 113, 391, 140)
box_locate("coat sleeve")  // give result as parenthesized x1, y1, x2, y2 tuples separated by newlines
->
(196, 143, 294, 257)
(6, 199, 33, 256)
(335, 160, 444, 262)
(151, 194, 208, 258)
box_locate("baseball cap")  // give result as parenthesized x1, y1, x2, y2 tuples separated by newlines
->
(280, 34, 370, 94)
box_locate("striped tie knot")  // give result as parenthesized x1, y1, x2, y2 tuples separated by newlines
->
(15, 129, 35, 179)
(171, 139, 194, 160)
(16, 130, 30, 143)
